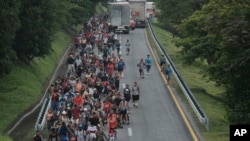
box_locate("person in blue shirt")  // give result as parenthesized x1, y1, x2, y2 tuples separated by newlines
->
(58, 122, 72, 141)
(117, 58, 125, 77)
(145, 54, 152, 74)
(165, 64, 172, 85)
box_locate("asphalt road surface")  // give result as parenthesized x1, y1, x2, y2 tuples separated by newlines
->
(114, 29, 196, 141)
(9, 28, 201, 141)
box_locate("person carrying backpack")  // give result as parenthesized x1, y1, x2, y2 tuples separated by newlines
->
(123, 84, 131, 103)
(165, 64, 172, 85)
(159, 54, 166, 72)
(58, 122, 72, 141)
(145, 54, 152, 74)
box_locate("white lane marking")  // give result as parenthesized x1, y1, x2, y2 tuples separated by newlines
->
(128, 128, 133, 136)
(123, 83, 126, 89)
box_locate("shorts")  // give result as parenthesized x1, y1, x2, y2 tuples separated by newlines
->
(146, 65, 151, 70)
(139, 69, 143, 73)
(72, 118, 79, 125)
(132, 95, 139, 101)
(118, 68, 123, 72)
(119, 108, 127, 115)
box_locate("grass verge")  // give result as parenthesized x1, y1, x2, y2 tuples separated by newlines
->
(146, 22, 229, 141)
(0, 26, 80, 141)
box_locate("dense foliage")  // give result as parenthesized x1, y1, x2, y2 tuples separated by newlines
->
(155, 0, 208, 36)
(0, 0, 107, 74)
(156, 0, 250, 124)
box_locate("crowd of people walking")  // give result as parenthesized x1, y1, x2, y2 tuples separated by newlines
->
(32, 12, 172, 141)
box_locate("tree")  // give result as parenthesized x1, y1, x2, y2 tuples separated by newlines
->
(0, 0, 20, 75)
(12, 0, 58, 62)
(176, 0, 250, 123)
(155, 0, 208, 35)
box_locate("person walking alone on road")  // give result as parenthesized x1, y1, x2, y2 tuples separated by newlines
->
(165, 64, 172, 85)
(159, 54, 166, 72)
(125, 39, 131, 56)
(145, 54, 152, 74)
(137, 58, 145, 78)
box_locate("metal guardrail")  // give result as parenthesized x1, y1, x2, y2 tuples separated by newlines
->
(35, 97, 50, 131)
(147, 20, 209, 131)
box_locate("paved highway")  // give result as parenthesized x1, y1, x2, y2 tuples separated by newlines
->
(113, 29, 197, 141)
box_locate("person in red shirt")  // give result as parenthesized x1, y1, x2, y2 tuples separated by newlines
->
(106, 61, 114, 76)
(107, 114, 117, 139)
(103, 99, 112, 120)
(71, 104, 81, 126)
(73, 93, 83, 107)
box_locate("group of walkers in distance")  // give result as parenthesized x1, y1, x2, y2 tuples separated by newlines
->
(32, 12, 172, 141)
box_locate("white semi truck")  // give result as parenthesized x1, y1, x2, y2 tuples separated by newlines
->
(108, 1, 131, 34)
(129, 0, 146, 28)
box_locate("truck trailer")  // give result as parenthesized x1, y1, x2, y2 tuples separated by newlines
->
(129, 0, 146, 28)
(108, 2, 131, 34)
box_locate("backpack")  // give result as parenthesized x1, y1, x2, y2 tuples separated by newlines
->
(118, 61, 124, 69)
(124, 88, 130, 95)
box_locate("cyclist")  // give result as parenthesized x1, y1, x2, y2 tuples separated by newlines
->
(145, 54, 152, 74)
(132, 82, 140, 108)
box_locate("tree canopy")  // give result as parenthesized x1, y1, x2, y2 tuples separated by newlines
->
(0, 0, 106, 74)
(156, 0, 250, 124)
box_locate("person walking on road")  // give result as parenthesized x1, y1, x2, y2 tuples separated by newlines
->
(125, 39, 131, 56)
(32, 130, 43, 141)
(132, 82, 140, 108)
(165, 64, 172, 85)
(159, 54, 166, 72)
(67, 55, 75, 75)
(117, 58, 125, 78)
(115, 40, 121, 55)
(137, 58, 145, 78)
(145, 54, 152, 74)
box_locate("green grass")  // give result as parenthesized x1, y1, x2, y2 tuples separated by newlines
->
(0, 29, 78, 140)
(146, 22, 229, 141)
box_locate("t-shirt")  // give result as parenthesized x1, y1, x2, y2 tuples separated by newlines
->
(145, 57, 152, 66)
